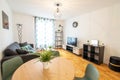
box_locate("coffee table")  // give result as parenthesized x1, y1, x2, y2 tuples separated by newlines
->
(12, 57, 75, 80)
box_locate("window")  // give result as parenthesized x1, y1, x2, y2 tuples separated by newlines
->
(35, 17, 55, 49)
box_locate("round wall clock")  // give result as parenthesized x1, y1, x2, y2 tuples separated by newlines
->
(72, 21, 78, 28)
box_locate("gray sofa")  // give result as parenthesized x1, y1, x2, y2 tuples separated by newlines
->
(1, 42, 39, 65)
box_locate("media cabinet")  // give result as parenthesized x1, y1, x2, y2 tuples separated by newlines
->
(63, 45, 81, 55)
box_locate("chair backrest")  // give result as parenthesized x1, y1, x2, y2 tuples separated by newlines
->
(85, 64, 99, 80)
(52, 51, 60, 57)
(2, 56, 23, 80)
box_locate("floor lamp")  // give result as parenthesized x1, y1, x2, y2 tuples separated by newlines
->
(16, 24, 22, 43)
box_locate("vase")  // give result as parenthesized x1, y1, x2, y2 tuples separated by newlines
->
(42, 62, 49, 69)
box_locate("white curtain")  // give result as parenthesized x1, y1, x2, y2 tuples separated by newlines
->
(35, 17, 55, 49)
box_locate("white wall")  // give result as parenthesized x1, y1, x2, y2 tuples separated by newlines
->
(55, 20, 65, 31)
(0, 0, 14, 58)
(64, 4, 120, 64)
(13, 12, 35, 45)
(0, 0, 14, 79)
(13, 13, 65, 47)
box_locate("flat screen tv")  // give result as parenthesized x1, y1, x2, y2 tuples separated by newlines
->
(67, 37, 77, 46)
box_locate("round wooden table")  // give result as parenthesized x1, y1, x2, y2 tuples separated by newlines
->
(12, 57, 75, 80)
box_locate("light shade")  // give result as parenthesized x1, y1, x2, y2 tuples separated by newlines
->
(54, 3, 62, 19)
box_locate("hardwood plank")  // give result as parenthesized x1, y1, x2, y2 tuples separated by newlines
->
(57, 49, 120, 80)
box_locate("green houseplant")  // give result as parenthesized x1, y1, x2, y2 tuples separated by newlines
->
(48, 46, 52, 50)
(38, 50, 53, 69)
(39, 50, 53, 62)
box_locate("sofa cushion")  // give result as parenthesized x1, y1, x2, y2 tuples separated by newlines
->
(6, 42, 21, 53)
(3, 42, 21, 57)
(16, 49, 29, 54)
(4, 49, 18, 56)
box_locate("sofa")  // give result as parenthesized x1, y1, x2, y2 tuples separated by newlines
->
(1, 42, 39, 65)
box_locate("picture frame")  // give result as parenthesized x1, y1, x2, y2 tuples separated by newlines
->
(90, 40, 99, 46)
(2, 11, 9, 29)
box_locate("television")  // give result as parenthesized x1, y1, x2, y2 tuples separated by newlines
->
(67, 37, 77, 46)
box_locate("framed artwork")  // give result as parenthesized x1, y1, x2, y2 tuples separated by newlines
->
(2, 11, 9, 29)
(91, 40, 99, 46)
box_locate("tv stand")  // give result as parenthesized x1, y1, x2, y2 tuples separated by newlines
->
(65, 45, 80, 55)
(66, 45, 73, 52)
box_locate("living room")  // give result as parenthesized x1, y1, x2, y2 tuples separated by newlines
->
(0, 0, 120, 80)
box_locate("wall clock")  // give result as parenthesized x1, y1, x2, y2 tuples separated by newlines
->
(72, 21, 78, 28)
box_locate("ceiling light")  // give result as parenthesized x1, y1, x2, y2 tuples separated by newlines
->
(54, 3, 62, 19)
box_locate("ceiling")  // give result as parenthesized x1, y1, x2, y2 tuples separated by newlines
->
(7, 0, 120, 20)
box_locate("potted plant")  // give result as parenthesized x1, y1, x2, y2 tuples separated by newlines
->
(39, 50, 53, 69)
(48, 46, 52, 50)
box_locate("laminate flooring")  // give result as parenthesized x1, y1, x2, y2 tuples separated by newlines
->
(56, 49, 120, 80)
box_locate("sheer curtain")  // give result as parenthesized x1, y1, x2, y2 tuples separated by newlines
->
(35, 17, 55, 49)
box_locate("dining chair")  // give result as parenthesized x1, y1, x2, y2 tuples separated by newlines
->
(52, 51, 60, 57)
(2, 56, 23, 80)
(74, 64, 99, 80)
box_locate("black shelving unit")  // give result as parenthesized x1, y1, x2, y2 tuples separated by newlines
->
(83, 44, 104, 64)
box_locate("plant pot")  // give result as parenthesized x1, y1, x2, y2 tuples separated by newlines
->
(42, 62, 49, 69)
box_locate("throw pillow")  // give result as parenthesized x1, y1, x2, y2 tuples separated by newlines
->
(21, 45, 34, 53)
(16, 49, 29, 54)
(4, 49, 18, 56)
(27, 45, 33, 50)
(19, 42, 28, 47)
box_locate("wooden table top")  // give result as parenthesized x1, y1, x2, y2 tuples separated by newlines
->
(12, 57, 75, 80)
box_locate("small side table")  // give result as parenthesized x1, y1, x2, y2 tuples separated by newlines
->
(109, 56, 120, 72)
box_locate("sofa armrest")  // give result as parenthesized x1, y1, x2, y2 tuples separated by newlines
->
(1, 54, 39, 75)
(1, 56, 17, 65)
(1, 55, 19, 74)
(1, 54, 39, 66)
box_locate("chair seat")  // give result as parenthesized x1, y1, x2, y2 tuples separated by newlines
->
(51, 51, 60, 57)
(74, 64, 99, 80)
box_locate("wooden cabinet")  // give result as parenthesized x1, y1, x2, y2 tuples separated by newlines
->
(55, 31, 63, 48)
(83, 44, 104, 64)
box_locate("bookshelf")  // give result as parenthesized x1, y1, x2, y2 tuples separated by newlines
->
(83, 44, 104, 64)
(55, 31, 63, 48)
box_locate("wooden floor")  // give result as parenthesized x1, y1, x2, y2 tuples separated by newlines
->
(56, 49, 120, 80)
